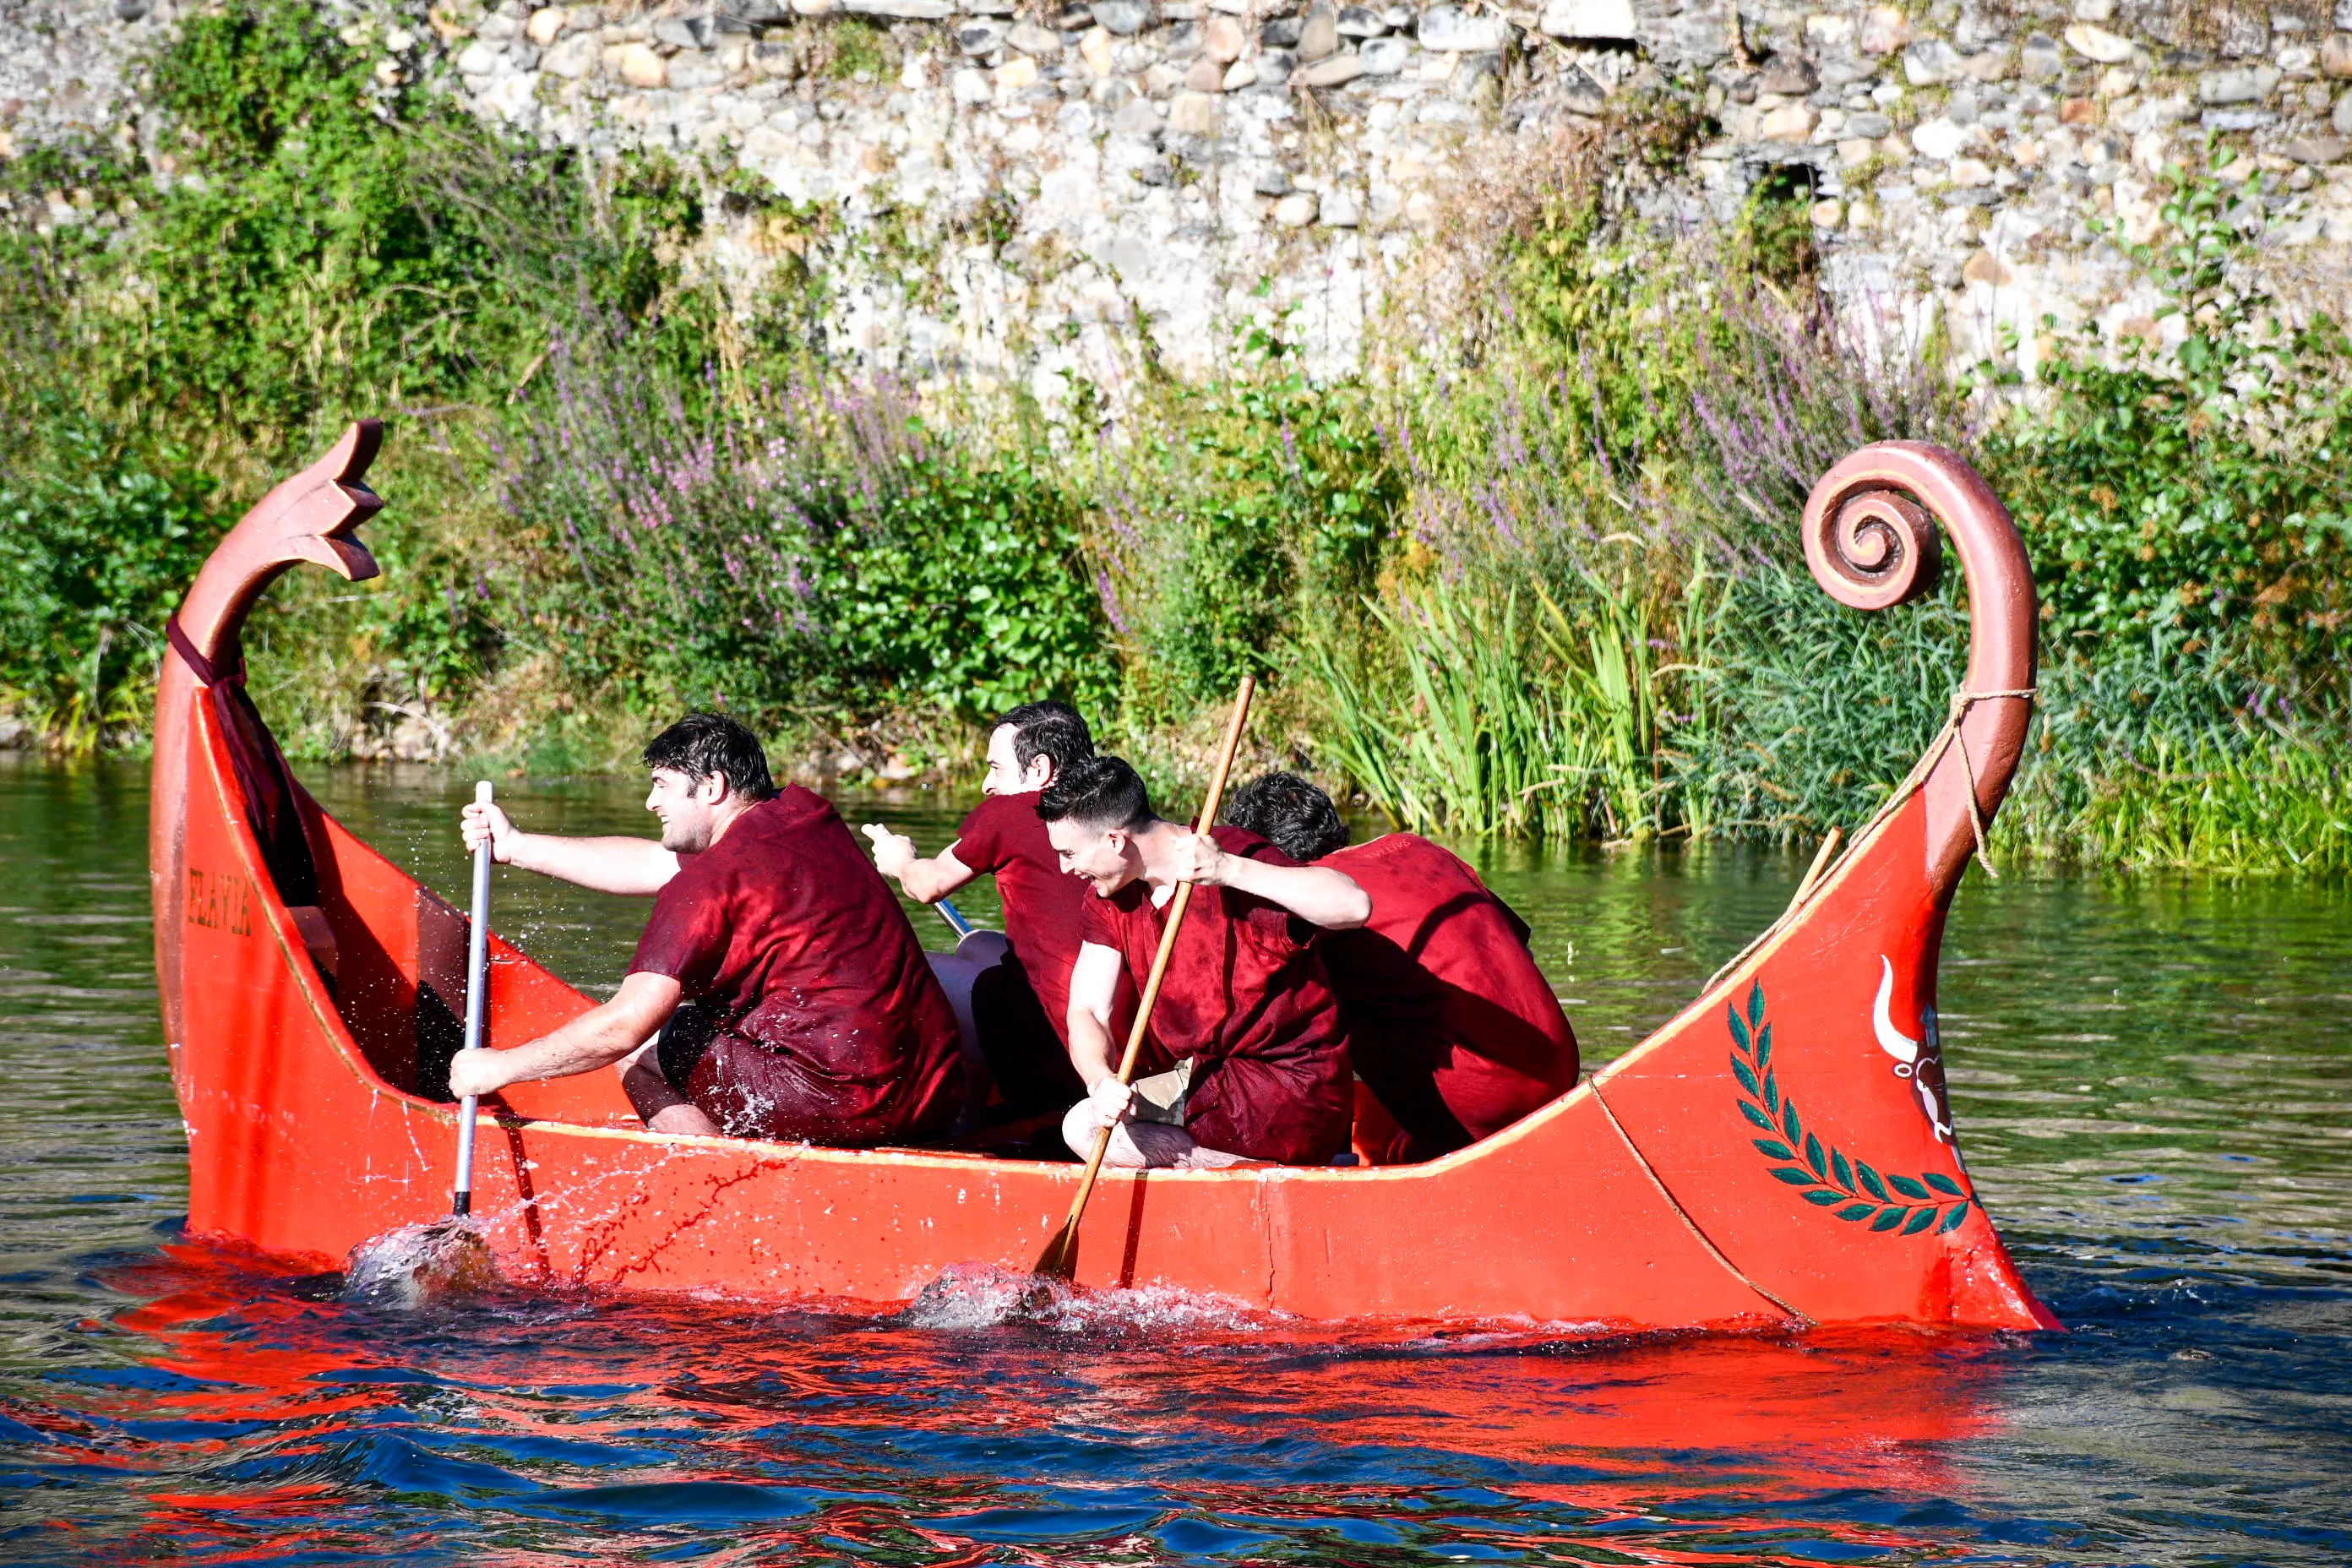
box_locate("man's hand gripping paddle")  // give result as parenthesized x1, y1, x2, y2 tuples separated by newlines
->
(1033, 675, 1255, 1282)
(450, 779, 494, 1224)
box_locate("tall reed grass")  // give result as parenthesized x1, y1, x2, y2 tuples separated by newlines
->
(1295, 211, 2351, 875)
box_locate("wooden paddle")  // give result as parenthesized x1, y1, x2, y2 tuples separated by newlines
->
(1033, 675, 1256, 1281)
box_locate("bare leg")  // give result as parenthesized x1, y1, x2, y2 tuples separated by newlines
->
(620, 1039, 721, 1137)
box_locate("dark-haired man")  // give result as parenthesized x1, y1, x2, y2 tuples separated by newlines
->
(861, 703, 1097, 1112)
(1222, 771, 1578, 1162)
(1039, 754, 1370, 1168)
(447, 713, 962, 1146)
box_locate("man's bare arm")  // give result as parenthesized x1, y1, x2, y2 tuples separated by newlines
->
(506, 833, 682, 894)
(1064, 942, 1129, 1091)
(1173, 833, 1371, 930)
(464, 800, 682, 895)
(861, 826, 977, 903)
(447, 971, 683, 1096)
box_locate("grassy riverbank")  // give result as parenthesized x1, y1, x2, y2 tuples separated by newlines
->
(4, 0, 2349, 873)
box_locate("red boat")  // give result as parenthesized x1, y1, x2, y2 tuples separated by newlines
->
(150, 422, 2058, 1331)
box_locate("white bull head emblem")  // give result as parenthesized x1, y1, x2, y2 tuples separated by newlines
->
(1874, 955, 1954, 1144)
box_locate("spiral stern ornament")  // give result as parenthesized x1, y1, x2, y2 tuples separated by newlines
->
(1804, 488, 1943, 612)
(1795, 441, 2038, 905)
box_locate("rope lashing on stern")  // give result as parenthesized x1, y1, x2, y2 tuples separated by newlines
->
(1701, 684, 2039, 998)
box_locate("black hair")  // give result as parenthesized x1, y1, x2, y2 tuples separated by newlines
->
(642, 712, 776, 802)
(1034, 754, 1154, 832)
(1222, 771, 1349, 862)
(996, 700, 1094, 778)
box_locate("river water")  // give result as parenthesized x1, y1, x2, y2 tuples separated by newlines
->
(2, 755, 2347, 1565)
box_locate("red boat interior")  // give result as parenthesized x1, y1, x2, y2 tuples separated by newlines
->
(295, 787, 640, 1130)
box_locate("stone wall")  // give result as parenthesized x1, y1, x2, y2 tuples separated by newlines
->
(8, 0, 2352, 405)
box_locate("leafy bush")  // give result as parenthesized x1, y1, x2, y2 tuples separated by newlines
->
(0, 0, 710, 750)
(503, 339, 1117, 735)
(1099, 316, 1396, 717)
(0, 415, 218, 747)
(1980, 141, 2352, 687)
(117, 0, 702, 441)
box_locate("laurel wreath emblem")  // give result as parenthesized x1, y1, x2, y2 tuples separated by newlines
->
(1729, 981, 1978, 1236)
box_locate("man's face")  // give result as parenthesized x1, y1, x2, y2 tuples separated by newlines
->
(1047, 815, 1135, 896)
(982, 725, 1053, 797)
(645, 767, 727, 853)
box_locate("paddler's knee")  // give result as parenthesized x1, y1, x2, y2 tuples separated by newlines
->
(622, 1026, 721, 1136)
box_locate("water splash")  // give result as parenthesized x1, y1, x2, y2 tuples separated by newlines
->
(342, 1220, 498, 1309)
(896, 1263, 1070, 1328)
(1047, 1282, 1276, 1336)
(895, 1264, 1277, 1337)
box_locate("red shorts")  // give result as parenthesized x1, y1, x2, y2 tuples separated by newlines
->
(656, 1003, 961, 1146)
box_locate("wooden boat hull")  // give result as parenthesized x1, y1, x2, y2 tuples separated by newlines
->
(152, 427, 2058, 1331)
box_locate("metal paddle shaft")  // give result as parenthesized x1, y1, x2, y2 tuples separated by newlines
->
(936, 898, 975, 940)
(452, 779, 493, 1218)
(1036, 676, 1255, 1280)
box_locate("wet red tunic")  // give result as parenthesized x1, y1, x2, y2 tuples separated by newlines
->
(1078, 826, 1352, 1164)
(630, 787, 962, 1146)
(1320, 834, 1579, 1160)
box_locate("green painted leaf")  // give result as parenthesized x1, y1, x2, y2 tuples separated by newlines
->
(1901, 1207, 1939, 1236)
(1763, 1070, 1780, 1115)
(1755, 1024, 1772, 1072)
(1770, 1168, 1814, 1186)
(1831, 1149, 1854, 1194)
(1737, 1100, 1776, 1131)
(1728, 1005, 1751, 1055)
(1836, 1203, 1876, 1222)
(1746, 982, 1764, 1031)
(1783, 1102, 1803, 1146)
(1802, 1189, 1843, 1206)
(1923, 1173, 1965, 1198)
(1870, 1206, 1908, 1232)
(1753, 1140, 1795, 1161)
(1804, 1132, 1827, 1180)
(1856, 1162, 1890, 1201)
(1887, 1174, 1932, 1201)
(1730, 1054, 1761, 1098)
(1938, 1202, 1971, 1233)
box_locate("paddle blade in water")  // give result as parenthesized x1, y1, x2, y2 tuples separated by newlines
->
(900, 1263, 1070, 1328)
(342, 1220, 497, 1309)
(1032, 1222, 1078, 1282)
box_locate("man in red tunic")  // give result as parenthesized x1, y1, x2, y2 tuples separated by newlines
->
(1038, 755, 1371, 1168)
(1223, 772, 1579, 1162)
(861, 702, 1094, 1112)
(446, 714, 961, 1146)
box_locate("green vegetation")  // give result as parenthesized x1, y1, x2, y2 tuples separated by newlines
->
(1298, 138, 2351, 875)
(2, 2, 2345, 874)
(822, 17, 891, 80)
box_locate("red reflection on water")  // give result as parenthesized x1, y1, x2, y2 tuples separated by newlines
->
(51, 1237, 2008, 1561)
